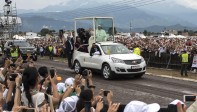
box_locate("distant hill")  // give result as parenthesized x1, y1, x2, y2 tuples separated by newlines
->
(132, 24, 197, 33)
(21, 16, 73, 32)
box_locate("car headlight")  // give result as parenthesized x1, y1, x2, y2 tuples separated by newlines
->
(111, 57, 125, 63)
(141, 57, 145, 62)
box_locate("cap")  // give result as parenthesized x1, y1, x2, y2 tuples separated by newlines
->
(57, 96, 79, 112)
(65, 77, 75, 87)
(57, 83, 67, 93)
(124, 101, 160, 112)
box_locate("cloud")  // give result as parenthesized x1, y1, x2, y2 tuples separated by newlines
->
(175, 0, 197, 9)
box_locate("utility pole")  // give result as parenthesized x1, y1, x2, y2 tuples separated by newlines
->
(130, 21, 132, 33)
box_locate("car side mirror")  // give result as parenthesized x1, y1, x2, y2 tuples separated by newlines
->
(94, 51, 101, 55)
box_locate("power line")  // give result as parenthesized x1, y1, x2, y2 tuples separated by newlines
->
(64, 0, 166, 19)
(65, 0, 153, 17)
(87, 0, 167, 16)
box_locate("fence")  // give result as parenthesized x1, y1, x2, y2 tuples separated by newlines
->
(141, 52, 193, 70)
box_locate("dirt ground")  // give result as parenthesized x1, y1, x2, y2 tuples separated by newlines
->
(147, 67, 197, 80)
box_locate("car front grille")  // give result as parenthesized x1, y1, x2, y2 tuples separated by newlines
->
(124, 59, 141, 65)
(127, 68, 142, 72)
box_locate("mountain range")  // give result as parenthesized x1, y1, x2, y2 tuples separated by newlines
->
(17, 0, 197, 32)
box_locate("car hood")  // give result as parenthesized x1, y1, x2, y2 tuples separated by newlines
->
(110, 53, 142, 60)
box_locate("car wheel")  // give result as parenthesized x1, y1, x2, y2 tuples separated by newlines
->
(134, 73, 145, 78)
(102, 64, 113, 80)
(74, 61, 82, 74)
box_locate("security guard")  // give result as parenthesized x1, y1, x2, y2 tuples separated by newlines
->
(10, 45, 19, 61)
(181, 50, 189, 76)
(48, 44, 53, 60)
(133, 45, 141, 56)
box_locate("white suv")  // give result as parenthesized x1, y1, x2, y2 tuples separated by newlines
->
(72, 42, 146, 79)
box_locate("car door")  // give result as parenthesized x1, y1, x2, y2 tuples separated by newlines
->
(87, 45, 103, 69)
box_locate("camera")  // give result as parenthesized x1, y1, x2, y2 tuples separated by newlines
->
(9, 73, 18, 81)
(82, 69, 88, 76)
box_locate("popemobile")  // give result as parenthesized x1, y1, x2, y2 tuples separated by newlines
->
(72, 17, 146, 80)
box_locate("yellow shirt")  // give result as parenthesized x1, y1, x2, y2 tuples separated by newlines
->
(181, 53, 188, 63)
(134, 47, 141, 56)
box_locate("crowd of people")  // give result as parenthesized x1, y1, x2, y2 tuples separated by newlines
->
(115, 37, 196, 55)
(0, 53, 196, 112)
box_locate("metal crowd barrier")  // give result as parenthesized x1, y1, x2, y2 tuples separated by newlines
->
(141, 52, 192, 70)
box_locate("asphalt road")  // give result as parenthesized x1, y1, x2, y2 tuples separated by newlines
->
(35, 58, 197, 108)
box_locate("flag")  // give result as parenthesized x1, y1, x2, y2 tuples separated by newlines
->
(107, 49, 111, 55)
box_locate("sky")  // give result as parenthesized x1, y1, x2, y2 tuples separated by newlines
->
(0, 0, 197, 10)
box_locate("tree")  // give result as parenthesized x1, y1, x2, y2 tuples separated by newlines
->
(40, 28, 50, 36)
(108, 27, 117, 35)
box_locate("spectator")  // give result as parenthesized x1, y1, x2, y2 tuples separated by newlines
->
(65, 33, 74, 68)
(21, 67, 60, 111)
(48, 44, 54, 60)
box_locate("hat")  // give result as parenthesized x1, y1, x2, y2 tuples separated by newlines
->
(65, 77, 75, 87)
(57, 96, 79, 112)
(124, 101, 160, 112)
(57, 83, 67, 93)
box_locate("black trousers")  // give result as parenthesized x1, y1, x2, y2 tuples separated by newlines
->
(181, 64, 188, 76)
(49, 52, 53, 60)
(67, 53, 73, 68)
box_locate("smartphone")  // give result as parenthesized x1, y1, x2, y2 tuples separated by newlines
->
(9, 73, 18, 81)
(104, 91, 110, 96)
(183, 95, 196, 102)
(168, 104, 177, 112)
(50, 68, 55, 78)
(82, 69, 88, 76)
(23, 60, 27, 63)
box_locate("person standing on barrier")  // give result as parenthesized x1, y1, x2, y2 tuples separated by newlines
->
(181, 50, 189, 77)
(133, 45, 141, 56)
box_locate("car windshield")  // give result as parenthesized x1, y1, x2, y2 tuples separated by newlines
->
(101, 44, 131, 54)
(14, 41, 30, 47)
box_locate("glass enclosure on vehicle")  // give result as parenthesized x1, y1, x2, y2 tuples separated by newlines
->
(95, 18, 114, 42)
(74, 17, 114, 44)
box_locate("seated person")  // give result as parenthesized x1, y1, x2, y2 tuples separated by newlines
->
(90, 43, 101, 56)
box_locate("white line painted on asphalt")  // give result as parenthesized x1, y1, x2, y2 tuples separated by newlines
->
(146, 73, 197, 83)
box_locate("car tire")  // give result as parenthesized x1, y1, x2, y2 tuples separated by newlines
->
(134, 72, 145, 78)
(74, 60, 82, 74)
(102, 64, 113, 80)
